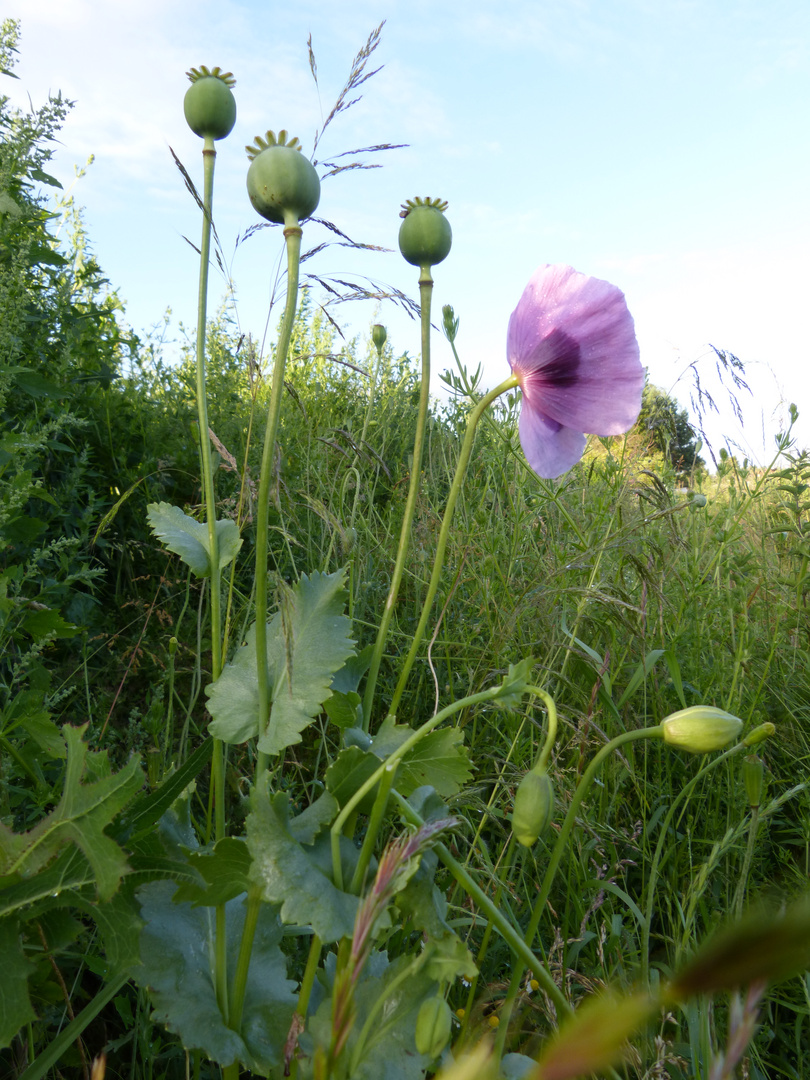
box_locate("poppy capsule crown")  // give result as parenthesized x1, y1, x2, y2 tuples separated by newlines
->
(246, 130, 321, 227)
(398, 197, 452, 268)
(184, 65, 236, 141)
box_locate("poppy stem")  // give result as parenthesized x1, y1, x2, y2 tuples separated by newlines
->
(386, 373, 519, 719)
(362, 269, 435, 732)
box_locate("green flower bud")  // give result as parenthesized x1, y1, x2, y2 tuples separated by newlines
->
(512, 768, 555, 847)
(398, 197, 452, 268)
(246, 130, 321, 227)
(184, 66, 236, 141)
(372, 324, 387, 354)
(442, 304, 459, 343)
(660, 706, 743, 754)
(742, 754, 766, 809)
(414, 996, 452, 1058)
(743, 721, 776, 747)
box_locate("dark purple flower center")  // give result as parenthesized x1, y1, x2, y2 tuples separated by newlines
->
(539, 327, 580, 388)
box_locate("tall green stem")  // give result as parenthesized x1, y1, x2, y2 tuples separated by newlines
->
(497, 726, 664, 1041)
(254, 224, 303, 776)
(194, 134, 229, 1021)
(386, 374, 518, 718)
(362, 271, 435, 731)
(196, 136, 223, 681)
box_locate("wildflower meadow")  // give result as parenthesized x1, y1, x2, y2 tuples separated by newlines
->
(3, 19, 810, 1080)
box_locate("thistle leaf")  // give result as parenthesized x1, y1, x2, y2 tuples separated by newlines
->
(0, 725, 143, 900)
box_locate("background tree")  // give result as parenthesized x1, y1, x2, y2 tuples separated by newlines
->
(637, 381, 704, 474)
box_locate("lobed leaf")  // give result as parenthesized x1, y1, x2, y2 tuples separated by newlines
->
(246, 788, 359, 943)
(207, 569, 355, 755)
(136, 881, 296, 1071)
(146, 502, 241, 578)
(0, 725, 143, 900)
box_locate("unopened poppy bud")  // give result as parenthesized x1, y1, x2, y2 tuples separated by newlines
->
(415, 996, 452, 1058)
(372, 324, 387, 354)
(742, 755, 766, 809)
(743, 722, 776, 747)
(512, 768, 555, 847)
(660, 706, 743, 754)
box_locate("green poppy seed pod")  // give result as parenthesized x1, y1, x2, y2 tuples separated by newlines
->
(184, 66, 236, 141)
(372, 324, 387, 354)
(398, 197, 452, 268)
(414, 996, 452, 1058)
(742, 755, 766, 809)
(660, 706, 743, 754)
(246, 130, 321, 227)
(743, 721, 776, 747)
(168, 636, 178, 656)
(512, 768, 555, 847)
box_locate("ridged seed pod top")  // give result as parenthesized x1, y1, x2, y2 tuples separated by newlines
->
(184, 66, 236, 141)
(246, 130, 321, 228)
(398, 197, 452, 268)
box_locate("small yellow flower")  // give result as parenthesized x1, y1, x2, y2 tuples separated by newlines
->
(487, 1014, 500, 1029)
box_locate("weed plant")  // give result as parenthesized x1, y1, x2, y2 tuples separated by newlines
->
(2, 18, 810, 1080)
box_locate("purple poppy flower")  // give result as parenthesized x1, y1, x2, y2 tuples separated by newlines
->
(507, 264, 644, 479)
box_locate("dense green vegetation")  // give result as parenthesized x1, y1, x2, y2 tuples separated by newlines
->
(3, 18, 810, 1080)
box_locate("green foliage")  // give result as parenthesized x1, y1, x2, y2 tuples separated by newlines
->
(5, 17, 810, 1080)
(246, 788, 360, 943)
(147, 501, 242, 578)
(135, 881, 296, 1070)
(207, 568, 355, 753)
(638, 382, 704, 473)
(0, 724, 142, 900)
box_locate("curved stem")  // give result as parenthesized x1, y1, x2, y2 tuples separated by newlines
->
(386, 375, 518, 718)
(530, 726, 663, 949)
(331, 686, 500, 888)
(254, 224, 303, 776)
(391, 790, 571, 1020)
(529, 686, 558, 772)
(499, 726, 664, 1040)
(642, 742, 747, 985)
(362, 270, 435, 731)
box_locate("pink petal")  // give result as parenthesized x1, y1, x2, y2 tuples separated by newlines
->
(508, 265, 644, 439)
(518, 406, 587, 480)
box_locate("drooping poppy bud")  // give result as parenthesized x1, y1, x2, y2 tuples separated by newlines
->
(660, 706, 743, 754)
(512, 767, 555, 847)
(415, 996, 452, 1058)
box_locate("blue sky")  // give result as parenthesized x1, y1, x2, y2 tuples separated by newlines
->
(5, 0, 810, 464)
